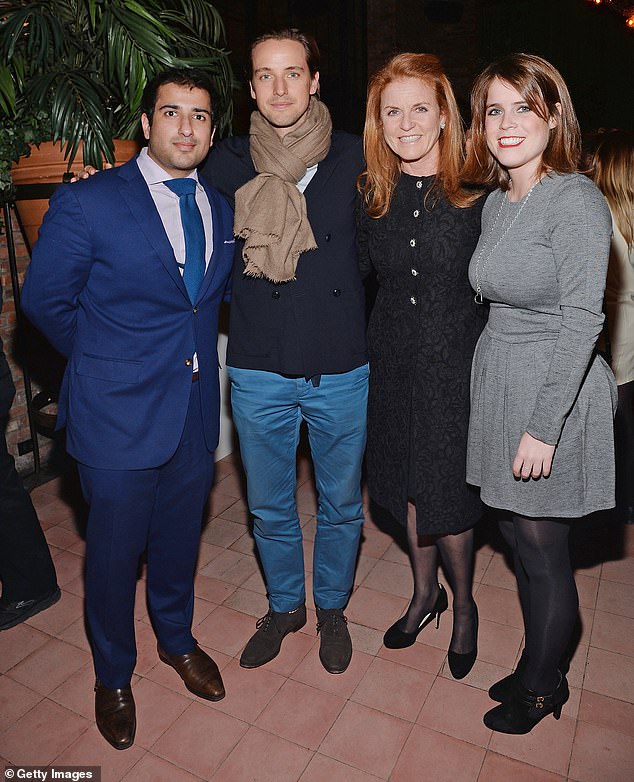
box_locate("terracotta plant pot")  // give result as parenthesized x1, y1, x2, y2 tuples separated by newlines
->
(11, 139, 140, 252)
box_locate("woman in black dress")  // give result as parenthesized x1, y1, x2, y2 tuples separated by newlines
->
(357, 53, 485, 678)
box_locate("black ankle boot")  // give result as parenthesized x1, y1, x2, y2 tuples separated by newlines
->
(483, 673, 569, 734)
(488, 649, 528, 702)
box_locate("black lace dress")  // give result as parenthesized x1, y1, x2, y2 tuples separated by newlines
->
(358, 173, 486, 535)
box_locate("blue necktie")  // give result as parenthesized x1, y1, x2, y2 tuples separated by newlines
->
(164, 178, 206, 303)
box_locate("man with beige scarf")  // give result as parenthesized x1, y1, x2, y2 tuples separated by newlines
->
(201, 28, 368, 674)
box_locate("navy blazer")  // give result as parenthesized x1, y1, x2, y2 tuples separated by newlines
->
(201, 132, 368, 378)
(22, 157, 234, 470)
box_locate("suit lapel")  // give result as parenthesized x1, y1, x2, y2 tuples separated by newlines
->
(303, 138, 341, 199)
(117, 160, 190, 301)
(195, 182, 228, 303)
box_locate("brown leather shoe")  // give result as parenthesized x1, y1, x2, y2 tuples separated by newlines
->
(158, 644, 225, 701)
(94, 680, 136, 750)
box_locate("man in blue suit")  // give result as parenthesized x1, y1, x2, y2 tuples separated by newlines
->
(22, 68, 234, 750)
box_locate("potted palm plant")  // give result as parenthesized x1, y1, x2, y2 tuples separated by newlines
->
(0, 0, 234, 246)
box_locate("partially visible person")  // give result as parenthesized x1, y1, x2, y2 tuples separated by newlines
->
(591, 129, 634, 524)
(202, 29, 368, 675)
(22, 68, 234, 749)
(463, 54, 616, 734)
(357, 53, 485, 679)
(0, 281, 59, 631)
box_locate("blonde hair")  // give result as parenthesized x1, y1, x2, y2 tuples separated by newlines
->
(591, 130, 634, 249)
(359, 53, 478, 218)
(462, 53, 580, 191)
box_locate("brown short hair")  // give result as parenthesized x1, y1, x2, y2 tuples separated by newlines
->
(247, 28, 320, 79)
(359, 52, 478, 218)
(462, 53, 580, 190)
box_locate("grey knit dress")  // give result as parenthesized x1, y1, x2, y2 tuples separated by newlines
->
(466, 173, 617, 518)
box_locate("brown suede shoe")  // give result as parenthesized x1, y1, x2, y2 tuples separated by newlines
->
(94, 680, 136, 750)
(158, 644, 225, 701)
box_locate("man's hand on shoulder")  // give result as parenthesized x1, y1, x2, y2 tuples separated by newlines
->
(70, 163, 113, 183)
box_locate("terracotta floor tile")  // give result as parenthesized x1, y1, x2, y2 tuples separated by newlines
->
(36, 499, 76, 528)
(390, 724, 485, 782)
(590, 609, 634, 656)
(63, 574, 85, 598)
(596, 577, 634, 619)
(208, 492, 240, 519)
(347, 621, 385, 656)
(473, 549, 495, 584)
(217, 497, 250, 524)
(569, 720, 634, 782)
(45, 523, 83, 550)
(291, 648, 373, 699)
(240, 568, 268, 596)
(207, 658, 285, 722)
(601, 556, 634, 585)
(192, 595, 217, 628)
(133, 619, 165, 675)
(567, 644, 589, 690)
(54, 725, 145, 780)
(345, 586, 408, 631)
(584, 646, 634, 702)
(477, 617, 524, 668)
(378, 640, 446, 675)
(358, 558, 413, 598)
(153, 701, 247, 778)
(222, 586, 269, 618)
(351, 656, 434, 722)
(577, 689, 634, 738)
(195, 605, 257, 657)
(0, 623, 50, 673)
(488, 714, 576, 777)
(480, 554, 517, 591)
(357, 528, 394, 560)
(449, 658, 516, 694)
(212, 725, 312, 781)
(1, 698, 89, 765)
(319, 701, 411, 779)
(198, 549, 244, 580)
(478, 752, 565, 781)
(417, 678, 493, 747)
(196, 541, 226, 569)
(299, 753, 383, 782)
(194, 573, 238, 604)
(8, 637, 90, 696)
(217, 554, 260, 587)
(131, 677, 191, 749)
(48, 661, 96, 720)
(121, 753, 204, 781)
(26, 590, 84, 635)
(0, 676, 42, 733)
(255, 678, 345, 750)
(228, 530, 257, 555)
(380, 541, 410, 566)
(49, 549, 85, 587)
(201, 517, 246, 549)
(475, 584, 524, 629)
(214, 471, 246, 499)
(352, 554, 379, 589)
(575, 573, 600, 610)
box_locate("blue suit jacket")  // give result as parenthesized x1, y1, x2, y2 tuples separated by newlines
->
(22, 156, 234, 470)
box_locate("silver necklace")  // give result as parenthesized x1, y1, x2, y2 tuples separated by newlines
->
(473, 182, 537, 304)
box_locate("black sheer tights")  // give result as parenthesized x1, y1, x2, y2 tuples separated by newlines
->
(399, 501, 477, 655)
(499, 515, 578, 692)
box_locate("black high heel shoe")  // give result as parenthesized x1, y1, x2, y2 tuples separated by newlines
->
(447, 604, 478, 680)
(383, 583, 448, 649)
(488, 649, 527, 702)
(483, 672, 569, 734)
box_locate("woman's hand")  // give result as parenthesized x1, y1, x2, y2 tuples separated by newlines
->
(512, 432, 556, 480)
(70, 163, 113, 182)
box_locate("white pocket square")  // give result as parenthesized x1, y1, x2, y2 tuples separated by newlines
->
(224, 239, 235, 244)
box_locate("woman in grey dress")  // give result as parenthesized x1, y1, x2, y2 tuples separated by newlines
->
(462, 54, 616, 734)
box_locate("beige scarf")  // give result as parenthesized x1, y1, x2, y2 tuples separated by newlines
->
(234, 97, 333, 283)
